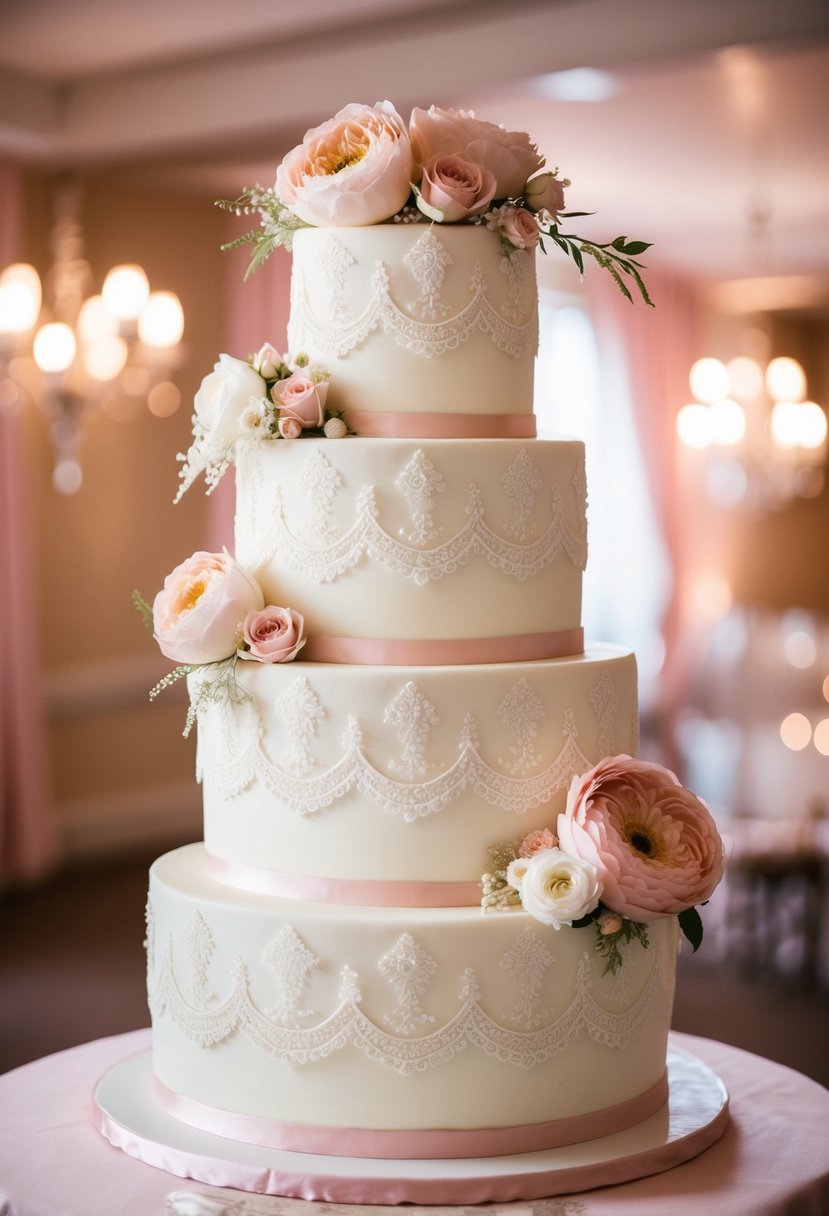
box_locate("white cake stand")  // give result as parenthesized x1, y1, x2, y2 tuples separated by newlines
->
(93, 1046, 728, 1204)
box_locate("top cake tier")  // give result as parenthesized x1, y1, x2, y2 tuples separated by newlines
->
(287, 224, 538, 431)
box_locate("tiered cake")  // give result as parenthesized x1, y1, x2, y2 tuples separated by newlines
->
(132, 103, 724, 1194)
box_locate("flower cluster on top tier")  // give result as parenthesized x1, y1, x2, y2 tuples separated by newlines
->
(220, 101, 653, 304)
(483, 755, 725, 973)
(135, 549, 305, 736)
(175, 344, 346, 502)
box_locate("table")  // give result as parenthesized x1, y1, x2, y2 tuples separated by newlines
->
(1, 1030, 828, 1216)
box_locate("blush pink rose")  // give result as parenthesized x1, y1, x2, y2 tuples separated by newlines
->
(153, 550, 264, 665)
(557, 756, 725, 923)
(524, 171, 566, 217)
(410, 106, 544, 198)
(518, 828, 559, 858)
(275, 101, 414, 227)
(272, 373, 328, 429)
(239, 606, 306, 663)
(499, 205, 540, 250)
(278, 415, 302, 440)
(415, 153, 496, 222)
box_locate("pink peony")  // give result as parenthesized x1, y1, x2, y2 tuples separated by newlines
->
(153, 550, 264, 665)
(239, 606, 306, 663)
(275, 101, 414, 227)
(410, 106, 544, 198)
(524, 171, 566, 217)
(415, 153, 496, 222)
(518, 828, 559, 858)
(272, 373, 328, 429)
(557, 756, 725, 923)
(499, 205, 540, 250)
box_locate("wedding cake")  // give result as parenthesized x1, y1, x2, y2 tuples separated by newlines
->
(129, 103, 724, 1196)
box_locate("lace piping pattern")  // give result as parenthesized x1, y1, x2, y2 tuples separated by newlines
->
(196, 698, 595, 820)
(242, 481, 587, 586)
(289, 237, 537, 362)
(149, 929, 668, 1075)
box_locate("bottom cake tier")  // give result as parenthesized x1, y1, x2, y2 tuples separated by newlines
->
(147, 844, 678, 1158)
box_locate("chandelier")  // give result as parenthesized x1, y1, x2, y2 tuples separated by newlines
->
(0, 178, 185, 494)
(676, 332, 827, 510)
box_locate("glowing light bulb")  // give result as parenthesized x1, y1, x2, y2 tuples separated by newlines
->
(676, 403, 712, 449)
(0, 263, 42, 334)
(780, 712, 811, 751)
(783, 630, 817, 669)
(709, 398, 746, 446)
(814, 719, 829, 757)
(84, 335, 128, 381)
(725, 355, 764, 399)
(771, 401, 801, 449)
(101, 264, 149, 322)
(797, 402, 827, 450)
(138, 291, 184, 347)
(689, 358, 730, 404)
(77, 294, 118, 344)
(33, 322, 76, 372)
(766, 356, 806, 403)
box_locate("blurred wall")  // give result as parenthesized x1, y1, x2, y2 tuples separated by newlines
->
(19, 170, 226, 862)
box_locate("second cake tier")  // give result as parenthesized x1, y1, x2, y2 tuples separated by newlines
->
(195, 644, 637, 898)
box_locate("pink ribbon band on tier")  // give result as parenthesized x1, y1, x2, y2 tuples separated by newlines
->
(153, 1072, 669, 1159)
(346, 409, 537, 439)
(205, 853, 482, 907)
(303, 628, 584, 666)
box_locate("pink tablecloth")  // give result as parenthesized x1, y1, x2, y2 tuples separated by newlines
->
(0, 1030, 827, 1216)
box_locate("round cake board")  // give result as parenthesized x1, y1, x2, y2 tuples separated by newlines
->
(93, 1046, 728, 1204)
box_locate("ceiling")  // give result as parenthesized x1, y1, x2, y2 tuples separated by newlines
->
(1, 0, 828, 291)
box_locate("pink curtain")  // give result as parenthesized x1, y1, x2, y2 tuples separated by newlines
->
(0, 161, 59, 888)
(586, 268, 700, 765)
(207, 238, 292, 551)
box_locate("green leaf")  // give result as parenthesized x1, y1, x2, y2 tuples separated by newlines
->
(570, 912, 597, 929)
(621, 240, 652, 255)
(678, 906, 704, 953)
(132, 589, 154, 631)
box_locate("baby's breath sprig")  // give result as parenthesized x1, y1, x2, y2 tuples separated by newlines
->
(538, 214, 654, 306)
(217, 187, 311, 278)
(183, 654, 250, 739)
(481, 841, 522, 911)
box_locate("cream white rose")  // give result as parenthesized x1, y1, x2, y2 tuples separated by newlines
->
(194, 354, 267, 445)
(519, 848, 602, 929)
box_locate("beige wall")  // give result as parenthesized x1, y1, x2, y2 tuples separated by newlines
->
(20, 170, 226, 860)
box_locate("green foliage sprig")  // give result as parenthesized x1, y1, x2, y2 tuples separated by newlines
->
(216, 187, 310, 279)
(539, 213, 654, 306)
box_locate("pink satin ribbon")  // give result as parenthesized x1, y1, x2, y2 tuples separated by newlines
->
(346, 409, 537, 439)
(303, 628, 584, 666)
(153, 1073, 669, 1160)
(205, 853, 482, 907)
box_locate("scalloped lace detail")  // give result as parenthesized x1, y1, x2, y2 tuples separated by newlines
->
(289, 232, 537, 361)
(245, 480, 586, 586)
(149, 919, 670, 1074)
(195, 690, 595, 821)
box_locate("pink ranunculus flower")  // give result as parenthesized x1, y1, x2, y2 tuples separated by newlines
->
(152, 550, 264, 666)
(410, 106, 544, 199)
(499, 205, 541, 250)
(524, 171, 566, 217)
(271, 373, 328, 429)
(239, 606, 306, 663)
(275, 101, 414, 227)
(518, 827, 559, 859)
(415, 153, 497, 223)
(557, 756, 725, 923)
